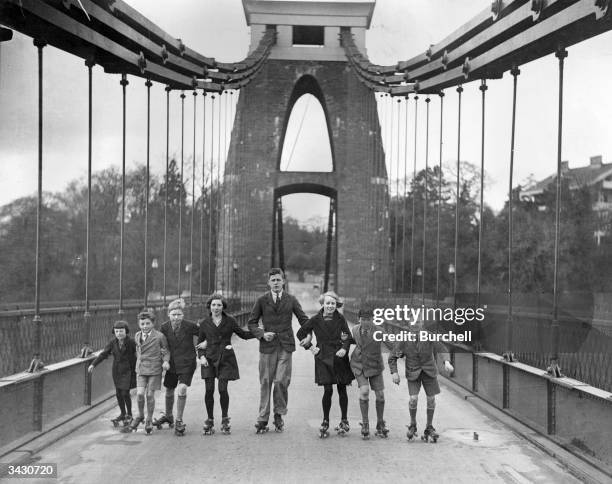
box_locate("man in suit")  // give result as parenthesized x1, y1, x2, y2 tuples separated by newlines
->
(247, 268, 309, 432)
(157, 298, 199, 435)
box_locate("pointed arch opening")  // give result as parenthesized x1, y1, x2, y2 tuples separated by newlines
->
(278, 75, 334, 172)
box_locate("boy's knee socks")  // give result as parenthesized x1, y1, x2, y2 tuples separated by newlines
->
(375, 399, 385, 423)
(409, 398, 418, 423)
(165, 391, 175, 416)
(176, 395, 187, 421)
(359, 398, 369, 424)
(137, 394, 145, 418)
(146, 394, 155, 420)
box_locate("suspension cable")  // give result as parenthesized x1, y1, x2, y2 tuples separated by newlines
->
(454, 86, 463, 306)
(435, 92, 444, 304)
(422, 97, 430, 306)
(119, 73, 128, 315)
(163, 86, 170, 306)
(410, 95, 419, 302)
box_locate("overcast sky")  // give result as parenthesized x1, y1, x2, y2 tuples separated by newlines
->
(1, 0, 612, 225)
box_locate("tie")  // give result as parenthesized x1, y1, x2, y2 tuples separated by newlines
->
(274, 294, 280, 307)
(142, 333, 148, 343)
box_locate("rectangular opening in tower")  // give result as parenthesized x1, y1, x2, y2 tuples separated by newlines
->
(292, 26, 324, 46)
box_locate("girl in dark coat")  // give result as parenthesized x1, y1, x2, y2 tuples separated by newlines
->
(297, 291, 354, 437)
(88, 320, 136, 427)
(196, 293, 254, 434)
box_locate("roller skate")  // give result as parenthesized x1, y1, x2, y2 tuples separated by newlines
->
(273, 414, 284, 432)
(406, 423, 418, 441)
(421, 424, 439, 443)
(360, 422, 370, 440)
(220, 417, 231, 435)
(319, 420, 330, 438)
(124, 415, 133, 428)
(144, 419, 153, 435)
(335, 419, 350, 436)
(122, 415, 144, 433)
(254, 420, 269, 434)
(174, 419, 186, 436)
(375, 420, 389, 438)
(152, 413, 174, 430)
(111, 414, 126, 428)
(202, 418, 215, 436)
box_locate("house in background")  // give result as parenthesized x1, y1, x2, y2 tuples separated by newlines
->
(521, 155, 612, 245)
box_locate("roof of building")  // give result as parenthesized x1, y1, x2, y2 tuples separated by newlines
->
(521, 159, 612, 198)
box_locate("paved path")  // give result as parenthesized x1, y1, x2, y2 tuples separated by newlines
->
(5, 285, 579, 483)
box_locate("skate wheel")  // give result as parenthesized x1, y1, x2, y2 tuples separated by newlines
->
(432, 437, 438, 443)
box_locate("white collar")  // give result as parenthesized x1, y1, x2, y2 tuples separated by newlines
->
(272, 290, 283, 300)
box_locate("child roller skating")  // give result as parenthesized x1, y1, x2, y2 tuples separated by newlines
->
(88, 321, 136, 431)
(160, 299, 200, 438)
(202, 418, 215, 435)
(388, 317, 453, 444)
(335, 419, 350, 436)
(152, 413, 174, 430)
(220, 417, 231, 435)
(296, 292, 354, 441)
(345, 304, 393, 442)
(196, 294, 255, 437)
(319, 420, 330, 438)
(255, 420, 269, 434)
(122, 311, 170, 434)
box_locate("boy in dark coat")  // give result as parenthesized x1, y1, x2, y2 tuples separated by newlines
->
(196, 293, 254, 434)
(388, 318, 453, 442)
(297, 291, 353, 436)
(88, 320, 136, 427)
(247, 268, 309, 432)
(155, 298, 199, 436)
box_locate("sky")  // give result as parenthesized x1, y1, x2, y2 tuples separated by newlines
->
(1, 0, 612, 226)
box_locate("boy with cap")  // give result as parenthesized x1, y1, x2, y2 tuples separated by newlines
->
(154, 298, 199, 436)
(124, 310, 170, 434)
(346, 304, 392, 439)
(88, 320, 136, 428)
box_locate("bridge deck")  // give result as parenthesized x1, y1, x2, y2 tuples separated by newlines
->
(10, 290, 579, 484)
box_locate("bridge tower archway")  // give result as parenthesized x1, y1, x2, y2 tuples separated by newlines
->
(216, 61, 390, 298)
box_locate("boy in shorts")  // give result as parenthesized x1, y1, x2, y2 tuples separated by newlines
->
(347, 305, 391, 439)
(155, 298, 199, 435)
(124, 310, 170, 433)
(388, 318, 453, 442)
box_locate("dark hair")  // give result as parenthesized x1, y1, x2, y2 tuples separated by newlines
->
(113, 320, 130, 334)
(138, 309, 155, 322)
(358, 303, 374, 319)
(268, 268, 284, 279)
(206, 293, 228, 310)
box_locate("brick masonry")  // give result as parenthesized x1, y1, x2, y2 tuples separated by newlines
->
(215, 59, 390, 299)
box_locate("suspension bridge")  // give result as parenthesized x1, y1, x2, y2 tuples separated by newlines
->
(0, 0, 611, 482)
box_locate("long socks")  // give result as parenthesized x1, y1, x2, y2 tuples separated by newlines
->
(337, 384, 348, 420)
(218, 379, 229, 418)
(165, 391, 175, 417)
(146, 394, 155, 420)
(359, 398, 369, 424)
(137, 394, 145, 418)
(204, 378, 215, 419)
(176, 395, 187, 421)
(375, 399, 385, 423)
(115, 389, 126, 416)
(322, 385, 333, 421)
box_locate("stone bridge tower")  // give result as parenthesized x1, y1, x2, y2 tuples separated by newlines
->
(216, 0, 390, 298)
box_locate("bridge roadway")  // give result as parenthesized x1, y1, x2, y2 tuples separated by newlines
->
(8, 285, 579, 484)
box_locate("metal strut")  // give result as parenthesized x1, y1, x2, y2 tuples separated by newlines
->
(324, 198, 336, 292)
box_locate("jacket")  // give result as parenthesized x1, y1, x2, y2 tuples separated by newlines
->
(160, 319, 199, 374)
(348, 321, 385, 378)
(134, 329, 170, 376)
(91, 337, 136, 390)
(388, 335, 449, 380)
(247, 292, 309, 354)
(296, 310, 354, 385)
(197, 312, 254, 380)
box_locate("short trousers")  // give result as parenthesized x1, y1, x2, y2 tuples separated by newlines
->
(355, 372, 384, 391)
(163, 369, 195, 388)
(137, 373, 162, 392)
(407, 371, 440, 396)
